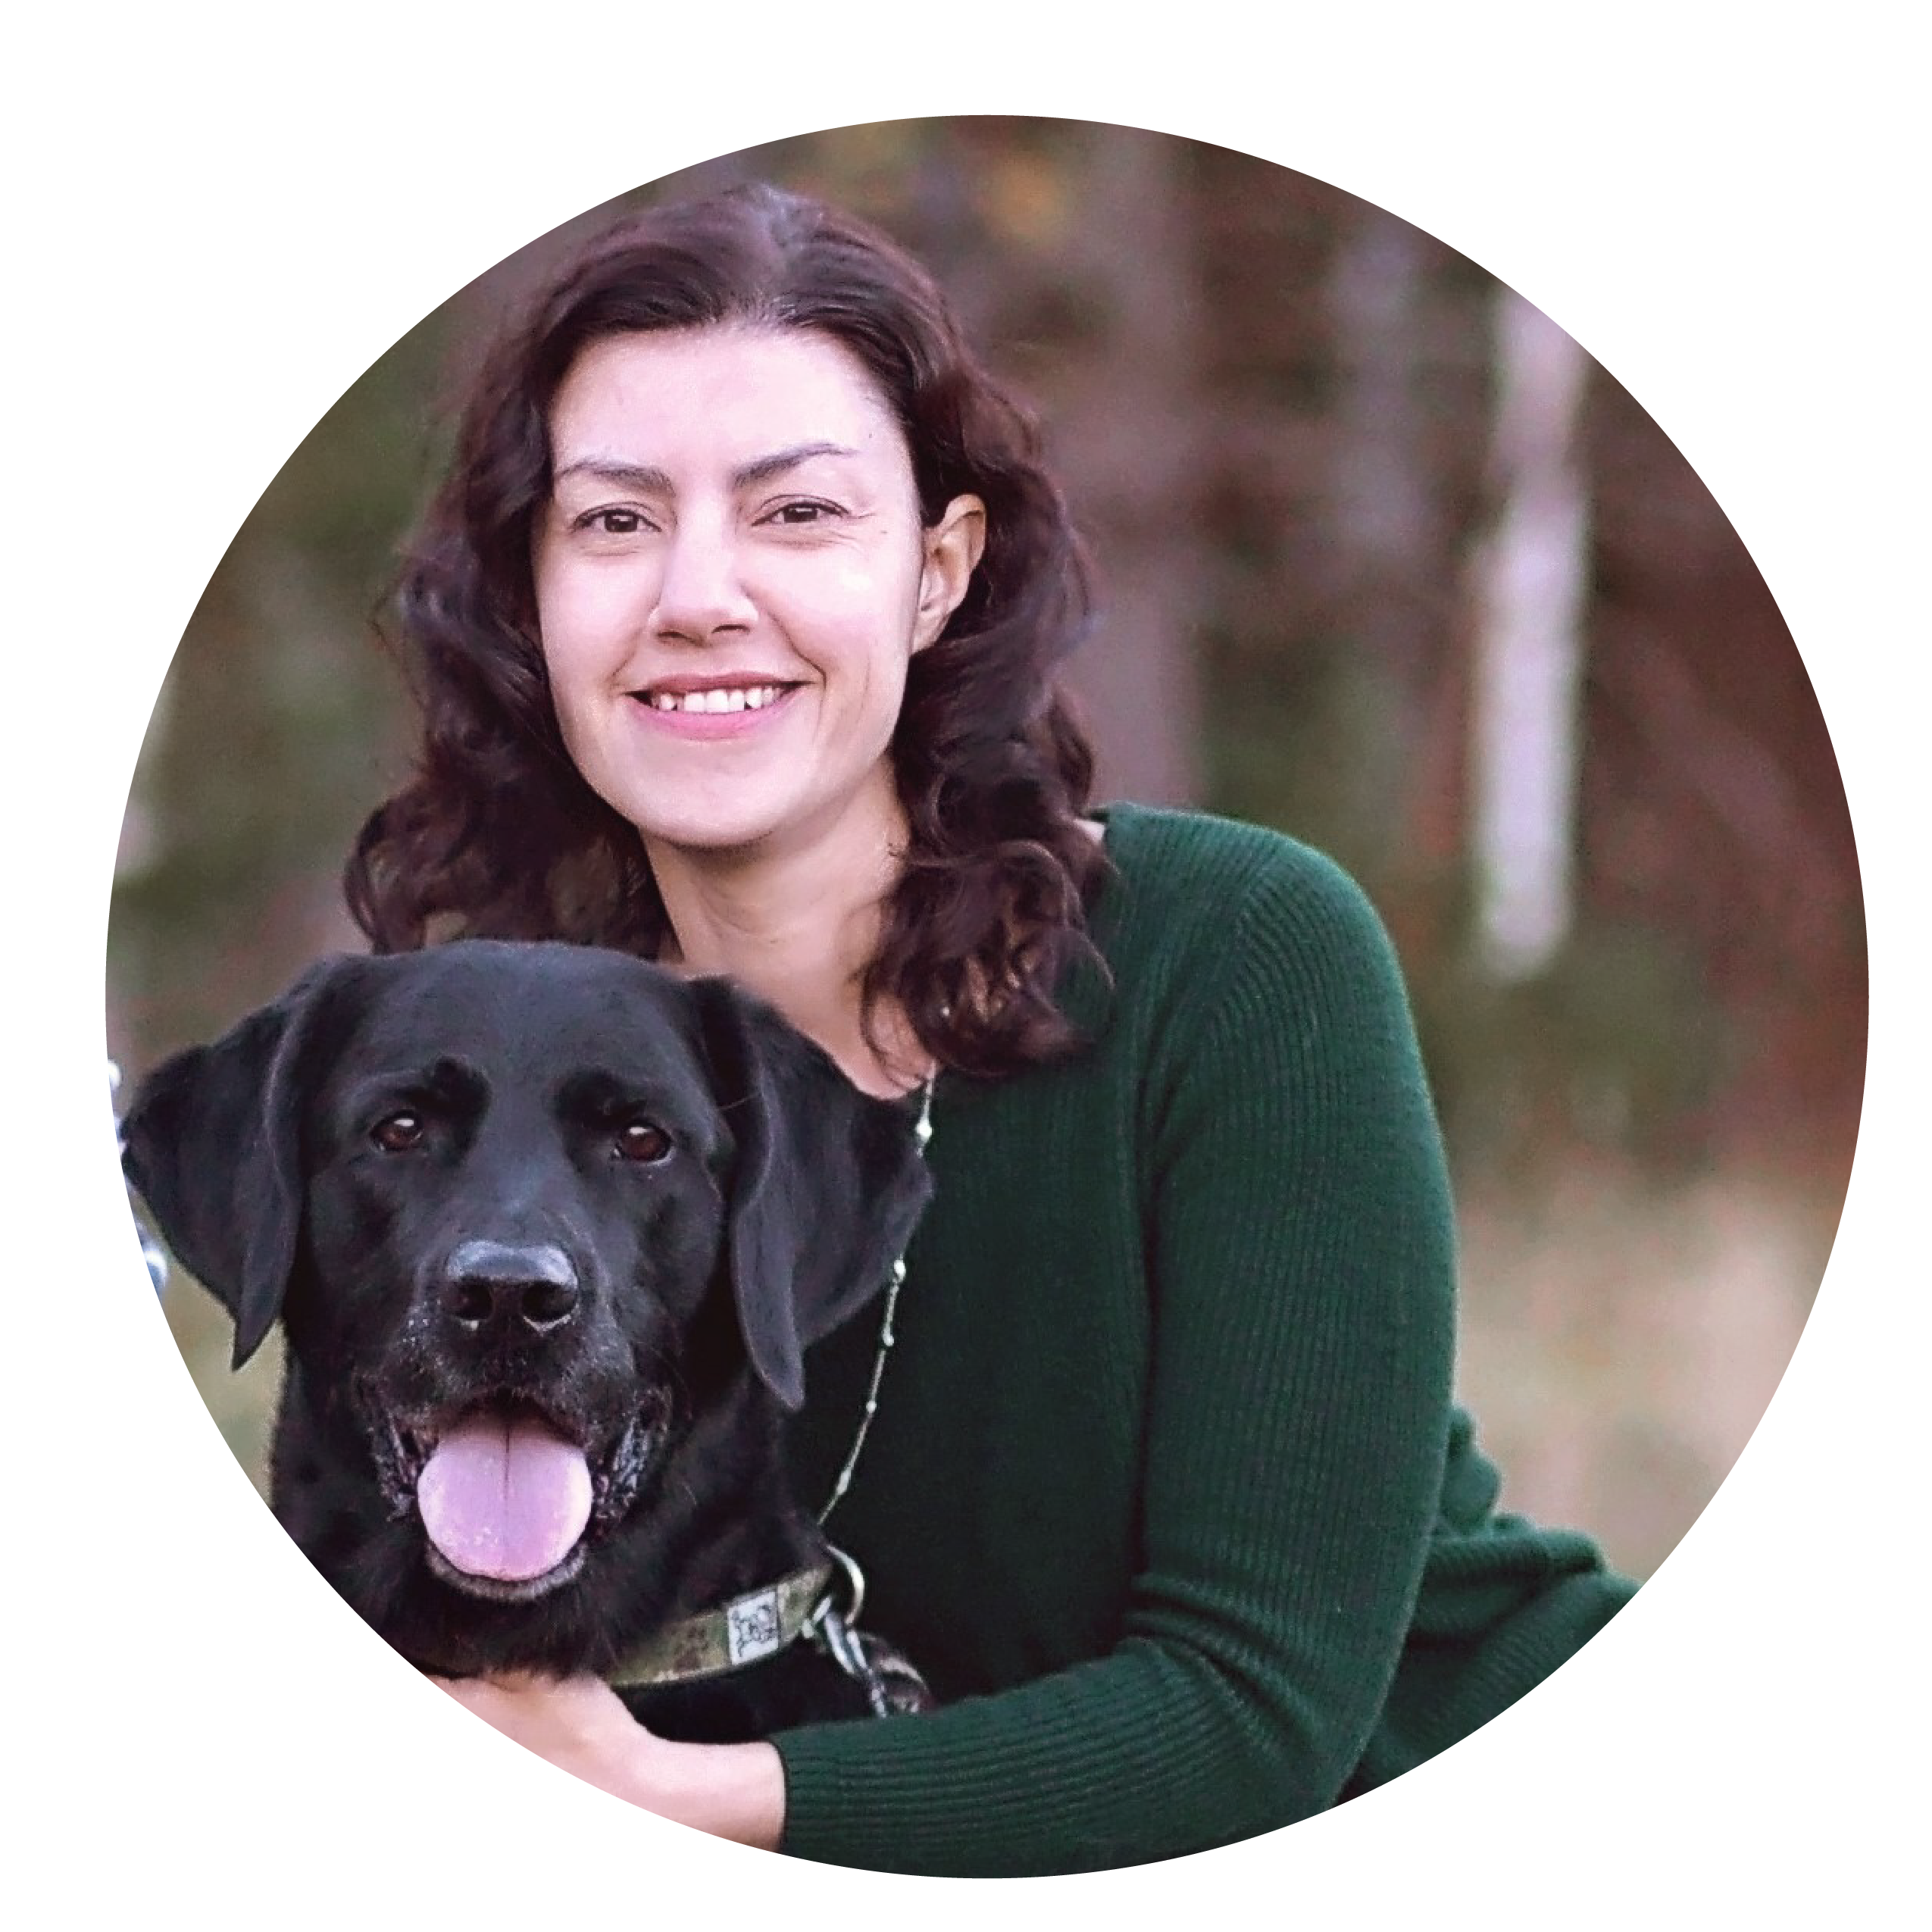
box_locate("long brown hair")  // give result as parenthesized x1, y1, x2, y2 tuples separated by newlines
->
(345, 183, 1110, 1077)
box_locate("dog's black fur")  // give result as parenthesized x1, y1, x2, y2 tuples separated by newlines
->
(120, 939, 933, 1740)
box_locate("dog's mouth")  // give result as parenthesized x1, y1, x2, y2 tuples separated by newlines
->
(366, 1390, 670, 1604)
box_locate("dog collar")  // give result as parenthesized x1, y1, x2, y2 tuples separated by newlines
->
(604, 1561, 836, 1690)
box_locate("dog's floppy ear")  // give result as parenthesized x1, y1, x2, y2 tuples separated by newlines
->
(692, 977, 935, 1412)
(120, 958, 353, 1370)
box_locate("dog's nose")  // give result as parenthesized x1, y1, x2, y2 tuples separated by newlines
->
(439, 1240, 580, 1335)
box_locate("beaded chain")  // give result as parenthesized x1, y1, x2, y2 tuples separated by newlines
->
(818, 1071, 936, 1523)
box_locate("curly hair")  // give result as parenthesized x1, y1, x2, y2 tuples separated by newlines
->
(345, 183, 1111, 1078)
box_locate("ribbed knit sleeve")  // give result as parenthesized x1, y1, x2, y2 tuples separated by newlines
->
(771, 811, 1460, 1874)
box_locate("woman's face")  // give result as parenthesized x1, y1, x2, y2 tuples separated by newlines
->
(532, 324, 983, 864)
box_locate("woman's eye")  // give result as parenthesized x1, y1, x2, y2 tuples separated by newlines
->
(370, 1112, 425, 1153)
(614, 1121, 672, 1164)
(588, 508, 646, 536)
(766, 500, 838, 527)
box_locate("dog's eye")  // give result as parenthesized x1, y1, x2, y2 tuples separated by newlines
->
(614, 1121, 671, 1164)
(370, 1111, 425, 1153)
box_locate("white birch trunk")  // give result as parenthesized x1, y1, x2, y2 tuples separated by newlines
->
(1468, 292, 1593, 981)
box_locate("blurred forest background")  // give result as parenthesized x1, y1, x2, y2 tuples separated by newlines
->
(108, 119, 1865, 1584)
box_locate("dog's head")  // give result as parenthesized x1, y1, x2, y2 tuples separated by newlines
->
(120, 941, 932, 1608)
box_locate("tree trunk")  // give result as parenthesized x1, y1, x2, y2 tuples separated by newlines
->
(1467, 292, 1593, 982)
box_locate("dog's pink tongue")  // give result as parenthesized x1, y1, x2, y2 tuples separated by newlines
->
(417, 1411, 592, 1583)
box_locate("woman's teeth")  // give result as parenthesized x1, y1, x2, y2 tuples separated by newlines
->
(646, 684, 786, 715)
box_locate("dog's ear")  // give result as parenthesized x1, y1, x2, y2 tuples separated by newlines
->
(120, 958, 353, 1370)
(692, 977, 934, 1412)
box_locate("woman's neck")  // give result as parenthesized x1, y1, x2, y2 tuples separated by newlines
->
(644, 809, 926, 1099)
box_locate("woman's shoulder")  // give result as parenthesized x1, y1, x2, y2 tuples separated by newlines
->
(1059, 803, 1418, 1080)
(1098, 799, 1370, 897)
(1091, 802, 1396, 980)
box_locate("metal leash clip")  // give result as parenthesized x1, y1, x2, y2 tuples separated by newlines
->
(805, 1543, 895, 1718)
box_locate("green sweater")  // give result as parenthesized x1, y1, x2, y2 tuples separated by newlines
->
(777, 803, 1633, 1876)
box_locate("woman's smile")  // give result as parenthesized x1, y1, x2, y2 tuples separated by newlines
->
(631, 674, 802, 735)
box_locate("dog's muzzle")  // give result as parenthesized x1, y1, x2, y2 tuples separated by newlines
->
(357, 1379, 671, 1605)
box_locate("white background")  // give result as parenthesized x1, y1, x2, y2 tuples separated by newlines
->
(9, 4, 1922, 1920)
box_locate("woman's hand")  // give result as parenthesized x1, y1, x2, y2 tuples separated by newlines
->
(429, 1671, 786, 1851)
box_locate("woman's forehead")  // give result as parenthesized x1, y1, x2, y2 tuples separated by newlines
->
(548, 324, 905, 472)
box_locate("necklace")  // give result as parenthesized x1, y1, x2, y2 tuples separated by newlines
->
(818, 1071, 936, 1523)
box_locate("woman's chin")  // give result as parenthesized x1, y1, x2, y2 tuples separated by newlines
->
(584, 769, 799, 858)
(622, 767, 908, 871)
(629, 790, 841, 863)
(641, 816, 789, 858)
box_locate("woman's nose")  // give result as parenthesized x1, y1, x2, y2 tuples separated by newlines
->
(651, 517, 758, 644)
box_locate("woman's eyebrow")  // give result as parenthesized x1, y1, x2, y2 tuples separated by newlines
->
(552, 442, 861, 493)
(552, 457, 672, 492)
(731, 441, 861, 488)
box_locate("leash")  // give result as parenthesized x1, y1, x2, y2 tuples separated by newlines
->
(802, 1544, 899, 1718)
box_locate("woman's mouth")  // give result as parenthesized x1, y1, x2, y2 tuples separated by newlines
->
(642, 681, 792, 716)
(630, 679, 802, 736)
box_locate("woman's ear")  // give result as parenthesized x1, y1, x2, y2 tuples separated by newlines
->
(911, 494, 986, 652)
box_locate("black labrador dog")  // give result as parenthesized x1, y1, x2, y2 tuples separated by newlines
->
(120, 939, 933, 1740)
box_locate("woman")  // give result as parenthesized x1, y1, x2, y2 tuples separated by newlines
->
(345, 183, 1634, 1876)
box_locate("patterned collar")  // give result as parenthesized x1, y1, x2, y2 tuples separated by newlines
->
(604, 1562, 835, 1690)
